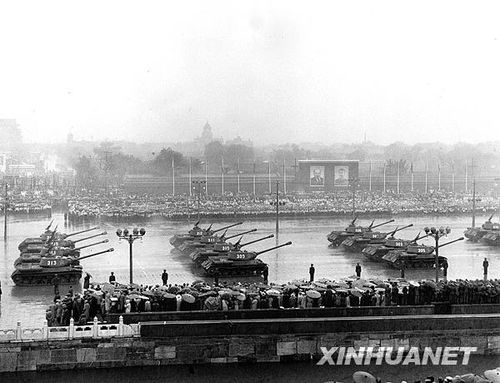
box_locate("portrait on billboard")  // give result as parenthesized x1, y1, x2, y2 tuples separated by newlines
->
(334, 166, 349, 186)
(310, 166, 325, 187)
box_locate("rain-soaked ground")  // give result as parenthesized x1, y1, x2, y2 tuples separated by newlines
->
(0, 212, 499, 328)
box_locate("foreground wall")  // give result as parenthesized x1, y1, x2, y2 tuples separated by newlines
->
(1, 314, 500, 373)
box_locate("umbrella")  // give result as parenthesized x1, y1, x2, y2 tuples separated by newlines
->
(204, 296, 220, 310)
(349, 289, 363, 298)
(266, 289, 281, 296)
(353, 371, 376, 383)
(101, 283, 115, 293)
(235, 293, 246, 301)
(91, 291, 103, 297)
(162, 293, 177, 299)
(306, 290, 321, 299)
(128, 293, 148, 300)
(182, 293, 195, 304)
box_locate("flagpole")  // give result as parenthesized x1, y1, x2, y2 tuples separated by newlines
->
(221, 156, 224, 195)
(237, 158, 240, 194)
(172, 157, 175, 196)
(465, 160, 468, 193)
(253, 161, 256, 196)
(426, 161, 429, 193)
(438, 163, 441, 191)
(368, 161, 372, 192)
(205, 160, 208, 196)
(383, 163, 386, 193)
(452, 164, 455, 193)
(283, 158, 287, 194)
(397, 160, 400, 194)
(189, 157, 192, 197)
(410, 163, 414, 192)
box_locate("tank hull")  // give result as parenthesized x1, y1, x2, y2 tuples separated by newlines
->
(11, 265, 83, 286)
(200, 259, 267, 277)
(381, 250, 447, 269)
(481, 232, 500, 246)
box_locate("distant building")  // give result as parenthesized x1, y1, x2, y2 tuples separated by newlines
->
(0, 119, 22, 148)
(7, 163, 36, 177)
(196, 122, 214, 146)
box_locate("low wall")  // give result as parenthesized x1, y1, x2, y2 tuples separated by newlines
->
(106, 304, 500, 324)
(107, 305, 435, 324)
(1, 314, 499, 373)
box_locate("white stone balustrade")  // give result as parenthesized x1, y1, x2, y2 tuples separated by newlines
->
(0, 316, 140, 343)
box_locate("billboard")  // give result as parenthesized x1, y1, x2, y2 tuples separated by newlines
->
(334, 165, 349, 186)
(310, 166, 325, 187)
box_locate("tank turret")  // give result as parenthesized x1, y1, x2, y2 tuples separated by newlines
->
(342, 223, 411, 252)
(169, 222, 243, 249)
(199, 241, 292, 277)
(176, 223, 246, 253)
(327, 218, 395, 246)
(191, 234, 275, 263)
(11, 247, 114, 286)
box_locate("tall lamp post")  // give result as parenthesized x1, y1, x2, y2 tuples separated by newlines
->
(192, 180, 206, 220)
(423, 226, 463, 282)
(116, 227, 146, 284)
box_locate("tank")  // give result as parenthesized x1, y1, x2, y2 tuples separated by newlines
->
(18, 226, 100, 252)
(362, 231, 431, 259)
(20, 232, 108, 255)
(464, 212, 499, 242)
(327, 218, 395, 246)
(15, 239, 110, 266)
(170, 222, 243, 250)
(181, 228, 257, 256)
(11, 248, 114, 286)
(481, 229, 500, 246)
(342, 224, 413, 252)
(200, 241, 292, 277)
(191, 234, 275, 263)
(175, 222, 244, 253)
(380, 237, 462, 269)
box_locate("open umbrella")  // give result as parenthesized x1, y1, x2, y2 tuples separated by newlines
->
(353, 371, 376, 383)
(182, 293, 195, 304)
(266, 289, 281, 297)
(306, 290, 321, 299)
(235, 293, 246, 301)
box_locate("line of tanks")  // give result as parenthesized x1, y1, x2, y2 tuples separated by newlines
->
(169, 221, 291, 278)
(11, 220, 114, 286)
(463, 212, 500, 245)
(326, 218, 461, 269)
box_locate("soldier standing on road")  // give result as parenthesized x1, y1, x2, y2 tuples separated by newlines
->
(483, 258, 489, 281)
(442, 259, 448, 282)
(355, 263, 362, 278)
(263, 267, 269, 284)
(161, 270, 169, 286)
(0, 280, 2, 301)
(52, 274, 61, 295)
(83, 273, 91, 289)
(109, 272, 116, 284)
(309, 264, 315, 282)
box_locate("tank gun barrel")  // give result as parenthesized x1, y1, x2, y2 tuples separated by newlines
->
(240, 234, 274, 248)
(436, 237, 464, 249)
(412, 232, 432, 243)
(226, 229, 258, 240)
(45, 219, 54, 231)
(371, 219, 395, 230)
(256, 241, 292, 255)
(204, 224, 213, 233)
(72, 232, 108, 244)
(73, 239, 109, 251)
(64, 227, 99, 238)
(212, 222, 243, 234)
(386, 224, 413, 237)
(76, 248, 114, 262)
(488, 211, 496, 222)
(350, 216, 358, 226)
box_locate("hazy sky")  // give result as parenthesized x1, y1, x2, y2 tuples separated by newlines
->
(1, 0, 499, 145)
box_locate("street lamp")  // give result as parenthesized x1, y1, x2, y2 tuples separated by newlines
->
(192, 180, 206, 220)
(116, 227, 146, 284)
(423, 226, 463, 282)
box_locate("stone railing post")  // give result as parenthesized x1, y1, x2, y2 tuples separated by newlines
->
(92, 316, 99, 338)
(15, 321, 22, 341)
(69, 318, 75, 339)
(118, 316, 124, 337)
(42, 320, 48, 340)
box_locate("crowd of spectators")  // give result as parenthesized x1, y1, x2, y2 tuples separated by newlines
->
(65, 190, 499, 221)
(46, 276, 500, 326)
